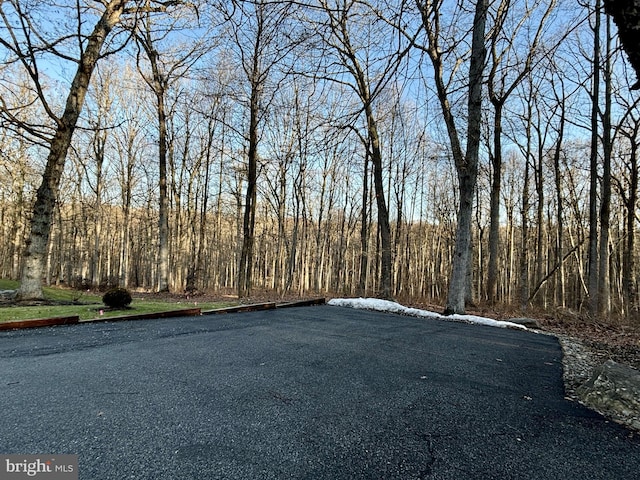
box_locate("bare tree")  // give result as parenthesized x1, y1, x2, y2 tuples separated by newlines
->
(223, 0, 300, 298)
(587, 0, 602, 314)
(609, 57, 640, 316)
(485, 0, 556, 305)
(615, 112, 640, 316)
(597, 11, 613, 316)
(77, 65, 120, 288)
(412, 0, 488, 313)
(134, 1, 205, 292)
(313, 0, 415, 299)
(0, 0, 136, 300)
(551, 74, 568, 307)
(0, 73, 40, 280)
(111, 67, 149, 288)
(0, 0, 196, 300)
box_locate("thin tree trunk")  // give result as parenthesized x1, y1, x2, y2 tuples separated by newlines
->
(553, 87, 566, 307)
(535, 123, 545, 307)
(135, 17, 175, 293)
(238, 79, 259, 298)
(357, 151, 370, 297)
(598, 14, 613, 316)
(487, 101, 504, 304)
(623, 131, 639, 315)
(588, 0, 602, 314)
(91, 128, 106, 288)
(520, 92, 534, 310)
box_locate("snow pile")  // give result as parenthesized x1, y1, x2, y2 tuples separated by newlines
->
(327, 297, 528, 330)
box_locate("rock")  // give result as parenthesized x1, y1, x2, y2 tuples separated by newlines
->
(509, 317, 540, 329)
(576, 360, 640, 431)
(0, 289, 17, 302)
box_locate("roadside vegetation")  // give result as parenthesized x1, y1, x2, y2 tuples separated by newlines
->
(0, 279, 234, 323)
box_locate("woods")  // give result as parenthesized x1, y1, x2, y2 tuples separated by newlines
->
(1, 0, 639, 318)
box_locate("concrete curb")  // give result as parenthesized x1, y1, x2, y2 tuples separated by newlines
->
(0, 298, 326, 331)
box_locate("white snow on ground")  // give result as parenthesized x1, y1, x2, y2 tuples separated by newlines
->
(327, 297, 528, 330)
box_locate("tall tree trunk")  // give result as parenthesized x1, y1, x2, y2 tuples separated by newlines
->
(91, 127, 106, 288)
(485, 0, 556, 305)
(118, 124, 135, 289)
(193, 116, 216, 292)
(238, 79, 260, 298)
(138, 42, 171, 293)
(622, 128, 639, 315)
(598, 14, 613, 316)
(286, 178, 301, 293)
(521, 155, 531, 310)
(588, 0, 602, 314)
(135, 3, 204, 292)
(553, 85, 567, 308)
(17, 1, 127, 301)
(357, 151, 370, 296)
(534, 121, 545, 306)
(487, 101, 504, 304)
(366, 105, 393, 299)
(445, 0, 488, 314)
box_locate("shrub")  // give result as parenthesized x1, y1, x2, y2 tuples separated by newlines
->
(102, 287, 132, 309)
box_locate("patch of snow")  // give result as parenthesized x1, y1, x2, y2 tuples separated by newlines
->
(327, 297, 528, 330)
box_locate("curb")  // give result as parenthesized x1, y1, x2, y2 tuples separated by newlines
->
(0, 298, 326, 331)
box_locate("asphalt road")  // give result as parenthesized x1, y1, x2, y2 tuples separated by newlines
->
(1, 305, 639, 479)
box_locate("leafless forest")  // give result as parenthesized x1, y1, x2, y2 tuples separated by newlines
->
(1, 0, 638, 319)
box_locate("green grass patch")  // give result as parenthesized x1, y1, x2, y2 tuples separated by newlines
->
(43, 286, 100, 303)
(0, 279, 19, 290)
(0, 282, 235, 323)
(0, 300, 231, 323)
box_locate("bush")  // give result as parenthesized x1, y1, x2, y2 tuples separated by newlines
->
(102, 287, 132, 309)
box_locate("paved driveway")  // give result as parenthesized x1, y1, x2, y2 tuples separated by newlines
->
(1, 305, 638, 479)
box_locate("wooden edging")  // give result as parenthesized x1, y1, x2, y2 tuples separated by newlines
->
(201, 298, 325, 315)
(80, 307, 202, 324)
(202, 302, 277, 315)
(0, 315, 80, 331)
(276, 298, 326, 309)
(0, 298, 327, 331)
